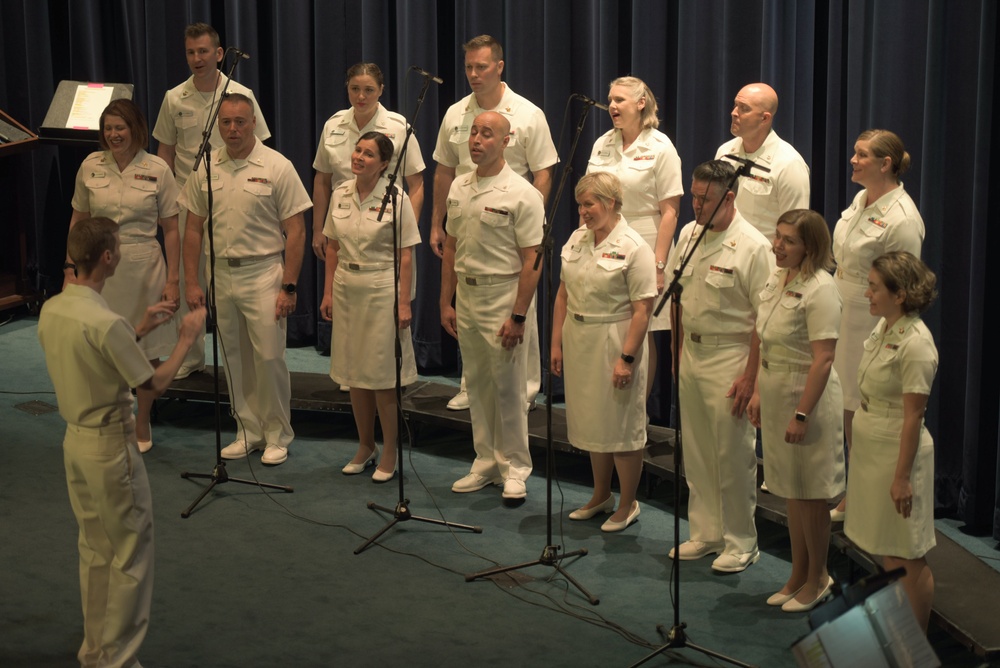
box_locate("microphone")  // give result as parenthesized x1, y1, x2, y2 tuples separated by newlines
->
(723, 154, 771, 175)
(409, 66, 443, 84)
(229, 47, 251, 60)
(573, 93, 609, 111)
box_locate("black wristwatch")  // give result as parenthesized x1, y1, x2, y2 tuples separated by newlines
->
(794, 411, 808, 423)
(282, 283, 297, 295)
(620, 353, 635, 364)
(511, 312, 527, 324)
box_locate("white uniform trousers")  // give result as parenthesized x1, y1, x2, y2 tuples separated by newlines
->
(679, 339, 758, 554)
(176, 207, 207, 368)
(212, 257, 293, 448)
(457, 278, 532, 481)
(63, 420, 153, 668)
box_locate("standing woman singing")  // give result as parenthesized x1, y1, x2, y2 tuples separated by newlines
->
(831, 130, 924, 521)
(551, 172, 656, 532)
(66, 99, 181, 453)
(586, 76, 682, 400)
(844, 251, 938, 632)
(320, 132, 420, 481)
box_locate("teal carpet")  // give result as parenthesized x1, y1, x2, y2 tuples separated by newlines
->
(0, 314, 993, 667)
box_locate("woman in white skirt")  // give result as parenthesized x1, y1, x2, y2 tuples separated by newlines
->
(66, 99, 181, 453)
(320, 132, 420, 482)
(831, 129, 924, 520)
(748, 210, 845, 612)
(551, 172, 656, 532)
(586, 76, 682, 400)
(845, 251, 938, 632)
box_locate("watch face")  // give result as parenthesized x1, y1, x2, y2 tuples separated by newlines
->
(283, 283, 296, 294)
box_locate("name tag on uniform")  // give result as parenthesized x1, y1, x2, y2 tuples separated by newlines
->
(247, 177, 271, 184)
(484, 206, 509, 216)
(452, 125, 468, 135)
(177, 110, 194, 118)
(90, 170, 106, 178)
(338, 202, 351, 209)
(134, 174, 158, 182)
(597, 149, 612, 158)
(709, 265, 733, 274)
(330, 129, 346, 136)
(448, 198, 459, 207)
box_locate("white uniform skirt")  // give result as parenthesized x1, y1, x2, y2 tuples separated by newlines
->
(330, 266, 417, 389)
(624, 212, 669, 332)
(844, 407, 936, 559)
(103, 239, 175, 359)
(759, 361, 845, 499)
(834, 275, 878, 412)
(563, 316, 647, 452)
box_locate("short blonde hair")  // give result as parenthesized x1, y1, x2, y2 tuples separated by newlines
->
(575, 172, 623, 213)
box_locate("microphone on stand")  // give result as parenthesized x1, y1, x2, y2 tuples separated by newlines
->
(723, 153, 771, 177)
(573, 93, 610, 111)
(409, 66, 443, 85)
(228, 47, 251, 60)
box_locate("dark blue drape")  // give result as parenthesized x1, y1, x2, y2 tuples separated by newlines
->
(1, 0, 996, 538)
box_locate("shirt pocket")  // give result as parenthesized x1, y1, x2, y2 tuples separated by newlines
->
(477, 210, 511, 243)
(740, 177, 773, 197)
(176, 111, 201, 145)
(704, 267, 736, 311)
(84, 176, 113, 212)
(125, 179, 158, 216)
(240, 180, 273, 216)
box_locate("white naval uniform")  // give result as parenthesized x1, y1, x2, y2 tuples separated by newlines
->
(72, 149, 181, 359)
(845, 315, 938, 558)
(447, 163, 544, 482)
(38, 284, 156, 668)
(672, 214, 773, 555)
(559, 217, 656, 452)
(313, 104, 425, 194)
(324, 176, 421, 388)
(434, 83, 558, 402)
(153, 72, 272, 369)
(716, 129, 810, 240)
(587, 128, 684, 331)
(756, 268, 845, 499)
(180, 141, 311, 449)
(832, 185, 924, 411)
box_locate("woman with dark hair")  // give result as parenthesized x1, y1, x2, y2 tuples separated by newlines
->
(551, 172, 656, 532)
(831, 129, 924, 521)
(748, 209, 845, 612)
(66, 98, 181, 453)
(845, 251, 939, 632)
(320, 132, 420, 481)
(586, 76, 683, 399)
(311, 62, 425, 260)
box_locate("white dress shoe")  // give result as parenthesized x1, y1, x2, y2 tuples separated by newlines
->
(446, 390, 470, 411)
(601, 501, 640, 532)
(220, 439, 263, 460)
(782, 576, 835, 612)
(711, 549, 761, 573)
(452, 472, 502, 493)
(766, 584, 805, 606)
(372, 462, 396, 483)
(261, 445, 287, 466)
(568, 495, 615, 520)
(501, 478, 527, 499)
(342, 447, 378, 475)
(668, 540, 724, 560)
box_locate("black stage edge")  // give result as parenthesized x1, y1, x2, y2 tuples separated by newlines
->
(164, 367, 1000, 659)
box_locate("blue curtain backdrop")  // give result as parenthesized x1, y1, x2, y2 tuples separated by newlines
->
(1, 0, 997, 539)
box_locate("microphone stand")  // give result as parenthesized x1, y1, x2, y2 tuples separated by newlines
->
(632, 162, 757, 667)
(356, 68, 480, 554)
(465, 94, 599, 605)
(181, 48, 292, 518)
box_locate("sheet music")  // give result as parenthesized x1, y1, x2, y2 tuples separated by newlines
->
(66, 84, 114, 130)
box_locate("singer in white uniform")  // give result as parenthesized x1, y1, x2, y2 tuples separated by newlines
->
(430, 34, 558, 412)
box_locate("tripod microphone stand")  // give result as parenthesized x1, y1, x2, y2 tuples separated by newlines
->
(356, 67, 480, 554)
(465, 94, 602, 605)
(631, 160, 764, 667)
(180, 48, 292, 518)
